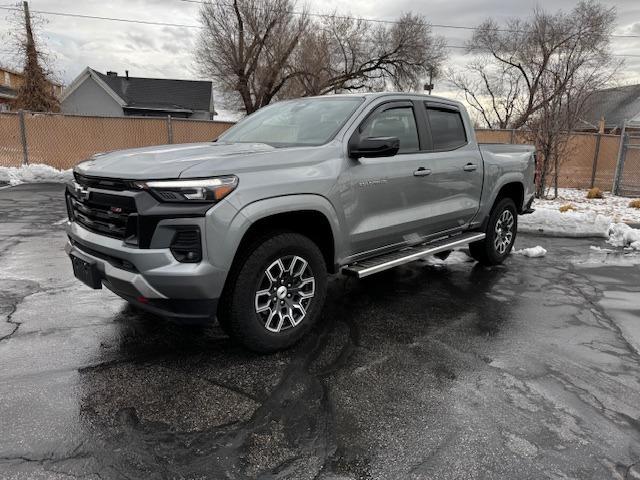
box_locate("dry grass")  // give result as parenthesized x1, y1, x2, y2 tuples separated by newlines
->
(586, 187, 604, 199)
(559, 204, 577, 213)
(629, 199, 640, 209)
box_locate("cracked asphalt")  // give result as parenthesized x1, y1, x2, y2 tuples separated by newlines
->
(2, 183, 640, 479)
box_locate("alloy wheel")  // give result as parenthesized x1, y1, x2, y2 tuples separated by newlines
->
(254, 255, 316, 333)
(494, 209, 515, 254)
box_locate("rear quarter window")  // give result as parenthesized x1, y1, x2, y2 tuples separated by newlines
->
(425, 106, 467, 151)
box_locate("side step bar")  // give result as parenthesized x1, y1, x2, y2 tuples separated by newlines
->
(342, 232, 485, 278)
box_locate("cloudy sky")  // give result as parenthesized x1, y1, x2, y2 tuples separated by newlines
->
(0, 0, 638, 109)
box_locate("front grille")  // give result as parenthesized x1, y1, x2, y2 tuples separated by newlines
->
(68, 191, 137, 240)
(74, 172, 131, 191)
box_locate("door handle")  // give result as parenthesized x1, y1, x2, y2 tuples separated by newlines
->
(463, 163, 477, 172)
(414, 167, 432, 177)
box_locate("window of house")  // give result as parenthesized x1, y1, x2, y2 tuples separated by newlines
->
(361, 106, 420, 153)
(3, 71, 10, 87)
(425, 106, 467, 150)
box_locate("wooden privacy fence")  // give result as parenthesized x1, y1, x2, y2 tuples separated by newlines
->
(0, 111, 234, 170)
(0, 111, 630, 193)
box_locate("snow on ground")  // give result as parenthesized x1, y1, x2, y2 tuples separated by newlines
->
(530, 188, 640, 224)
(520, 188, 640, 239)
(513, 246, 547, 257)
(519, 209, 612, 238)
(0, 164, 72, 186)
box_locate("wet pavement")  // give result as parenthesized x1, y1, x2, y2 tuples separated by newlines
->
(1, 183, 640, 479)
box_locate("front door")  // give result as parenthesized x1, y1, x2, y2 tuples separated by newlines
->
(341, 101, 436, 256)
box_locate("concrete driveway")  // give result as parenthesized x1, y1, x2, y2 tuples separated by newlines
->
(1, 183, 640, 479)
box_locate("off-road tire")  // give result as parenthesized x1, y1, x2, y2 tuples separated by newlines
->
(218, 232, 327, 353)
(469, 197, 518, 266)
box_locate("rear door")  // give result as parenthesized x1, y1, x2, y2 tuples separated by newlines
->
(416, 102, 484, 232)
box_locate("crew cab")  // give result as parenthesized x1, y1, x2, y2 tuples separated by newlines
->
(65, 93, 535, 352)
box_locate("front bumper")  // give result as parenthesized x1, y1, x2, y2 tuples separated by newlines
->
(65, 220, 227, 322)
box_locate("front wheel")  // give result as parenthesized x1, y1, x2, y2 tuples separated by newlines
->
(218, 232, 327, 353)
(469, 198, 518, 266)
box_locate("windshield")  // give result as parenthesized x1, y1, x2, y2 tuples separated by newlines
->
(218, 97, 364, 147)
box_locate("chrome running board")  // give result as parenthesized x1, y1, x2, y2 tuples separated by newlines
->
(342, 232, 485, 278)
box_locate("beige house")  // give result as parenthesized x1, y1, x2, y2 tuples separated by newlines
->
(0, 65, 63, 112)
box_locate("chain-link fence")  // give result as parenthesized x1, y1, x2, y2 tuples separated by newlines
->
(476, 128, 623, 192)
(0, 111, 235, 170)
(614, 122, 640, 197)
(2, 111, 637, 195)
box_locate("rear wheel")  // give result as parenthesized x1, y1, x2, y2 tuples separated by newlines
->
(218, 232, 327, 353)
(469, 198, 518, 266)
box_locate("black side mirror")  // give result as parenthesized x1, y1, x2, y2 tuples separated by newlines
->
(349, 136, 400, 159)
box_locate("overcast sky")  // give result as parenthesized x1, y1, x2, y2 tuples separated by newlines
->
(0, 0, 638, 109)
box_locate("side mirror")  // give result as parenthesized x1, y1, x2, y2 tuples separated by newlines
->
(349, 136, 400, 159)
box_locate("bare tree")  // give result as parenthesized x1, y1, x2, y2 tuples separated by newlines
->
(196, 1, 446, 113)
(527, 58, 618, 197)
(447, 61, 522, 129)
(289, 12, 446, 96)
(467, 1, 617, 130)
(11, 1, 59, 112)
(196, 0, 308, 114)
(448, 1, 619, 196)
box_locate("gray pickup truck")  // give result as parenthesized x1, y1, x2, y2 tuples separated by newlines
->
(65, 93, 535, 352)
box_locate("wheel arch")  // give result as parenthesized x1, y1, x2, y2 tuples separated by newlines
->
(228, 195, 342, 274)
(494, 181, 525, 213)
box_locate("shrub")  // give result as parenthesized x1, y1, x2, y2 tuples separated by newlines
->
(586, 187, 604, 199)
(559, 204, 576, 212)
(629, 199, 640, 209)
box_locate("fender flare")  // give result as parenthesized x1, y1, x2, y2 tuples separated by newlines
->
(223, 194, 343, 267)
(487, 173, 526, 211)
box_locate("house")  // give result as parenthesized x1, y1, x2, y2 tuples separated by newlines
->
(61, 67, 216, 119)
(577, 84, 640, 133)
(0, 65, 63, 112)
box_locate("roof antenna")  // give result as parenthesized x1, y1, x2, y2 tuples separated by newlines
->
(125, 70, 129, 80)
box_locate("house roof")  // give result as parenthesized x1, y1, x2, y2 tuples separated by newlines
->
(61, 67, 215, 115)
(579, 84, 640, 129)
(93, 69, 213, 113)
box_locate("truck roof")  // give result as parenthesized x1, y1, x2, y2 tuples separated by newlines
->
(306, 91, 463, 108)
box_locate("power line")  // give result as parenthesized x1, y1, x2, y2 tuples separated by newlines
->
(177, 0, 640, 39)
(2, 4, 640, 40)
(0, 5, 199, 28)
(0, 4, 639, 60)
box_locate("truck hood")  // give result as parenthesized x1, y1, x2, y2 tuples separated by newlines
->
(74, 142, 278, 180)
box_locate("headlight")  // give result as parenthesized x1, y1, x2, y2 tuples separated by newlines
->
(133, 176, 238, 203)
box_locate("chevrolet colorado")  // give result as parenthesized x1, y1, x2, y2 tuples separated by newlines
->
(65, 93, 535, 352)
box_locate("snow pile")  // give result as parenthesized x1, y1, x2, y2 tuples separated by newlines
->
(520, 188, 640, 238)
(0, 164, 72, 186)
(519, 209, 611, 237)
(607, 223, 640, 250)
(589, 245, 614, 252)
(513, 246, 547, 257)
(531, 188, 640, 224)
(421, 249, 474, 266)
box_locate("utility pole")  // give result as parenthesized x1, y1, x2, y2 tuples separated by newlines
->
(12, 1, 59, 112)
(23, 1, 33, 49)
(423, 67, 434, 95)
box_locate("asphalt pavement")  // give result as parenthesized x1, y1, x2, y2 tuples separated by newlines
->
(1, 183, 640, 479)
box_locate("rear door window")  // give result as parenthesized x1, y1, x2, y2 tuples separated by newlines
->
(425, 105, 467, 151)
